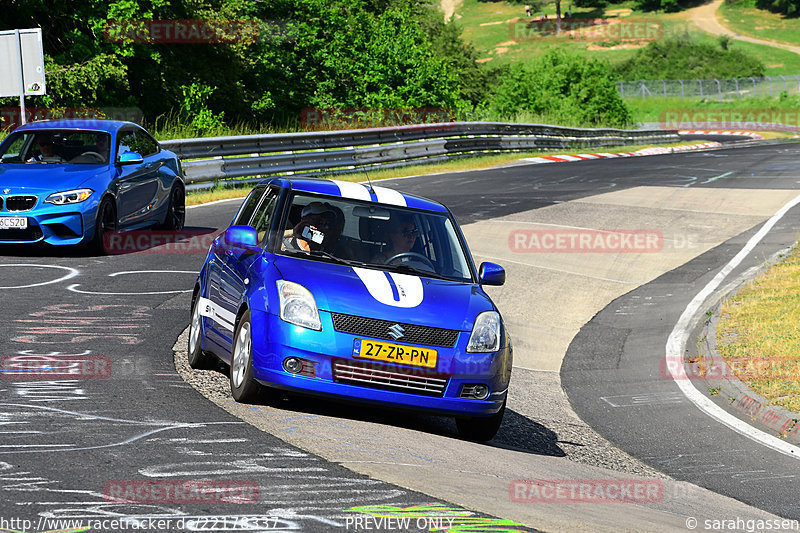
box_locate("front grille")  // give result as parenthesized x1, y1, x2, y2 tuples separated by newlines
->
(331, 313, 459, 347)
(332, 359, 449, 396)
(5, 195, 37, 212)
(0, 224, 42, 242)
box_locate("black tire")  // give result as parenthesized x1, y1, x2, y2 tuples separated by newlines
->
(230, 310, 262, 403)
(187, 295, 214, 369)
(161, 184, 185, 231)
(456, 400, 506, 442)
(90, 196, 116, 254)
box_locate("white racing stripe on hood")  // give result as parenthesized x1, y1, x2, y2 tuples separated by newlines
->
(372, 186, 406, 206)
(330, 179, 371, 201)
(353, 267, 423, 308)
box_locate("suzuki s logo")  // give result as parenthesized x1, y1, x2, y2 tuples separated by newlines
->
(387, 324, 405, 340)
(2, 189, 8, 194)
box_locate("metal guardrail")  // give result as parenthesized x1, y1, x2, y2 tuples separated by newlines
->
(160, 122, 682, 190)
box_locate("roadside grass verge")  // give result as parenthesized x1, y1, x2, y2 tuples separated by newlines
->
(719, 0, 800, 48)
(186, 139, 719, 205)
(626, 96, 800, 128)
(717, 245, 800, 413)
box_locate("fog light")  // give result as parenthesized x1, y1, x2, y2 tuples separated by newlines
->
(282, 357, 315, 377)
(284, 357, 303, 374)
(460, 383, 490, 400)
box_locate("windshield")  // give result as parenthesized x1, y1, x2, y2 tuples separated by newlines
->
(276, 193, 474, 283)
(0, 129, 111, 165)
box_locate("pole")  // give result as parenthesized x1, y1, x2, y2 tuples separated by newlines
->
(15, 29, 26, 125)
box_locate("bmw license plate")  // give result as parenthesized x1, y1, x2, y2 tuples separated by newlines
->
(0, 217, 27, 229)
(353, 338, 437, 369)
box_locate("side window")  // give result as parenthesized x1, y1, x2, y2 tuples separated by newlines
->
(234, 185, 267, 226)
(252, 189, 279, 246)
(116, 130, 136, 161)
(136, 129, 159, 156)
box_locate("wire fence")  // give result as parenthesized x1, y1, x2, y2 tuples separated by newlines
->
(618, 75, 800, 100)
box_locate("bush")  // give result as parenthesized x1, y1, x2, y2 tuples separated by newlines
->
(484, 51, 632, 128)
(614, 36, 765, 80)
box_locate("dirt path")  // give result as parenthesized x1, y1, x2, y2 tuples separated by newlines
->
(440, 0, 463, 21)
(687, 0, 800, 55)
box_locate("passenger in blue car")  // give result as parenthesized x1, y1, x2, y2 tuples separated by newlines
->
(29, 134, 64, 163)
(371, 213, 418, 264)
(282, 201, 339, 252)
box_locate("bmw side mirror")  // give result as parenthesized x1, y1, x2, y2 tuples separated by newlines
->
(224, 225, 258, 248)
(479, 262, 505, 286)
(118, 151, 144, 165)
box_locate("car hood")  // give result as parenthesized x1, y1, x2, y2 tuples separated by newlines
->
(0, 164, 108, 195)
(272, 256, 493, 331)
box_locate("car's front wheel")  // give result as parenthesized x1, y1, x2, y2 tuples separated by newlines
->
(455, 400, 506, 442)
(230, 310, 262, 402)
(90, 196, 116, 254)
(188, 295, 213, 369)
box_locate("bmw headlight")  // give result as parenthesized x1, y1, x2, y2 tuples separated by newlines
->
(276, 280, 321, 331)
(467, 311, 501, 353)
(45, 188, 94, 205)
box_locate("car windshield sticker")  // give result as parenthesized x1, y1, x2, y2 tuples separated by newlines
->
(353, 267, 423, 308)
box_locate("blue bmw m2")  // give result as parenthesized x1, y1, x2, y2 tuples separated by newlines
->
(190, 178, 511, 440)
(0, 119, 185, 250)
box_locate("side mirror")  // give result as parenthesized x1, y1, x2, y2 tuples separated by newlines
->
(224, 225, 258, 248)
(118, 151, 144, 165)
(479, 262, 505, 286)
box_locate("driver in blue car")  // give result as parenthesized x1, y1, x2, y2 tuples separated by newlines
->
(372, 213, 419, 264)
(282, 201, 338, 253)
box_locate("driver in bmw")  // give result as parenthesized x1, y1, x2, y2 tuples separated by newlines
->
(282, 201, 339, 252)
(372, 214, 418, 264)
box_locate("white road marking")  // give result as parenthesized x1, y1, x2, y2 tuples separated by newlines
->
(666, 192, 800, 460)
(0, 265, 79, 289)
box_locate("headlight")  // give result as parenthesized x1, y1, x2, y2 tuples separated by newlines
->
(467, 311, 501, 353)
(45, 189, 94, 205)
(276, 280, 321, 331)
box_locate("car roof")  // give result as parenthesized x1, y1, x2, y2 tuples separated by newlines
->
(14, 119, 138, 134)
(264, 177, 448, 213)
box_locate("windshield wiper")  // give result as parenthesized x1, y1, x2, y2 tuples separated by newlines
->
(385, 264, 449, 281)
(295, 249, 365, 268)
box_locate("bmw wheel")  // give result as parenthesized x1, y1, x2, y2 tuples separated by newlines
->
(187, 294, 213, 369)
(455, 400, 506, 442)
(230, 310, 261, 402)
(90, 196, 116, 254)
(161, 184, 185, 231)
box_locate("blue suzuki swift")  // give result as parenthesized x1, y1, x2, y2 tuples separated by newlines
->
(190, 178, 511, 441)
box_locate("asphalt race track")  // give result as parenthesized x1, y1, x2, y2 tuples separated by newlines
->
(1, 140, 800, 532)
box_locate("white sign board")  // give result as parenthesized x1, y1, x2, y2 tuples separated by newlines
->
(0, 28, 46, 97)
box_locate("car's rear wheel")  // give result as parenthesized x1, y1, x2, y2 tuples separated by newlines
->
(455, 400, 506, 442)
(230, 310, 261, 402)
(90, 196, 116, 254)
(161, 184, 185, 231)
(188, 295, 213, 369)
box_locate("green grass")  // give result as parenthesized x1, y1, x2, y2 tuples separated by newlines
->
(717, 244, 800, 414)
(719, 0, 800, 48)
(625, 95, 800, 127)
(454, 0, 800, 76)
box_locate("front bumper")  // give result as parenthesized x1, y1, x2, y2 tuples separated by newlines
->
(245, 309, 511, 418)
(0, 201, 96, 245)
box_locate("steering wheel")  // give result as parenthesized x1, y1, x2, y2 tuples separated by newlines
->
(79, 151, 105, 162)
(385, 252, 435, 270)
